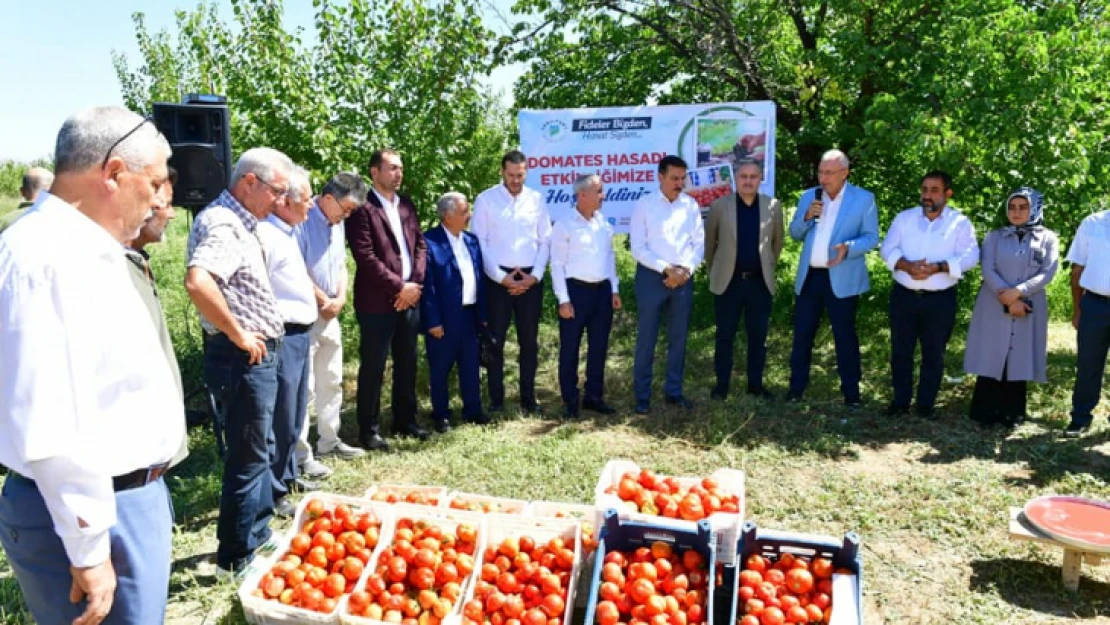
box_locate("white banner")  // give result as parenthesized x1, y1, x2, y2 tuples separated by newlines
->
(518, 101, 776, 232)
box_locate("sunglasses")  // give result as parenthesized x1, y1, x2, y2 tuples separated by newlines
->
(101, 117, 154, 170)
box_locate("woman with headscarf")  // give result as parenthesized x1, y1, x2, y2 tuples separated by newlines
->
(963, 187, 1058, 427)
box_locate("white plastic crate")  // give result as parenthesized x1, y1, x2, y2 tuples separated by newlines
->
(340, 504, 487, 625)
(593, 459, 745, 563)
(462, 513, 582, 625)
(528, 501, 597, 608)
(445, 491, 531, 515)
(365, 483, 450, 507)
(238, 493, 395, 625)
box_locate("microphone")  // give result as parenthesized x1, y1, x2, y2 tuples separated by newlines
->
(814, 187, 823, 224)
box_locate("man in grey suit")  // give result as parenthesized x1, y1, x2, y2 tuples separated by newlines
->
(705, 160, 784, 400)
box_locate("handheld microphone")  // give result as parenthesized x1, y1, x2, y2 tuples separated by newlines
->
(814, 187, 823, 224)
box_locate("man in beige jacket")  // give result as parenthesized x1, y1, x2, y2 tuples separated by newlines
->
(705, 159, 784, 400)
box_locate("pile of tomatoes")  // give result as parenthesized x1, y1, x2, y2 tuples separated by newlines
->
(605, 471, 741, 521)
(592, 542, 710, 625)
(737, 553, 840, 625)
(251, 499, 381, 613)
(371, 488, 442, 506)
(462, 533, 577, 625)
(449, 496, 524, 514)
(346, 517, 479, 623)
(542, 511, 598, 555)
(685, 185, 732, 208)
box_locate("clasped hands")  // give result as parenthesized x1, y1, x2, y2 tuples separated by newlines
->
(998, 287, 1031, 318)
(895, 257, 942, 280)
(500, 268, 538, 296)
(663, 265, 691, 289)
(394, 281, 422, 311)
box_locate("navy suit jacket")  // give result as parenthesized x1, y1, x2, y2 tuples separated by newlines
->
(421, 225, 487, 334)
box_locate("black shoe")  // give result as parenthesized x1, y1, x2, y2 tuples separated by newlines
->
(1063, 420, 1088, 438)
(489, 403, 504, 413)
(286, 478, 320, 494)
(665, 395, 694, 409)
(563, 403, 580, 419)
(397, 424, 430, 441)
(634, 401, 650, 415)
(710, 386, 728, 401)
(746, 387, 775, 401)
(467, 413, 491, 425)
(582, 399, 616, 415)
(884, 402, 910, 417)
(521, 401, 541, 415)
(359, 433, 390, 451)
(274, 498, 297, 519)
(434, 420, 452, 434)
(785, 392, 803, 403)
(915, 405, 937, 421)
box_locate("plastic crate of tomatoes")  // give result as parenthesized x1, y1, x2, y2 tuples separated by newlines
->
(726, 522, 862, 625)
(528, 501, 599, 608)
(446, 492, 531, 515)
(584, 509, 722, 625)
(594, 460, 745, 563)
(366, 483, 450, 508)
(460, 513, 582, 625)
(238, 493, 395, 625)
(340, 503, 487, 625)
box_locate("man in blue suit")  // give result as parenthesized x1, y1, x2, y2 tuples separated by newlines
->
(421, 192, 489, 432)
(787, 150, 880, 407)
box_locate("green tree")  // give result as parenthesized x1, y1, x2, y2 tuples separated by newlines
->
(504, 0, 1110, 238)
(113, 0, 510, 221)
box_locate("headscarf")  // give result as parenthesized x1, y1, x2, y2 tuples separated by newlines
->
(1006, 187, 1044, 236)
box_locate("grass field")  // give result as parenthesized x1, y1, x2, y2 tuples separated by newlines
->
(0, 199, 1107, 624)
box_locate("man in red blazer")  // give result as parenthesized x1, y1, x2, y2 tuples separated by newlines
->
(346, 149, 429, 450)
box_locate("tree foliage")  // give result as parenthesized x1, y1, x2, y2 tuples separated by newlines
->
(113, 0, 511, 222)
(504, 0, 1110, 239)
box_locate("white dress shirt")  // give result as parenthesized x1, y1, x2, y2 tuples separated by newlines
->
(1066, 210, 1110, 296)
(809, 190, 844, 267)
(549, 209, 620, 304)
(0, 194, 184, 567)
(258, 214, 320, 324)
(630, 190, 705, 273)
(880, 206, 980, 291)
(471, 183, 552, 282)
(373, 189, 412, 280)
(443, 226, 478, 306)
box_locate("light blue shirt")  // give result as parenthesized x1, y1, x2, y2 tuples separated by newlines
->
(295, 201, 348, 298)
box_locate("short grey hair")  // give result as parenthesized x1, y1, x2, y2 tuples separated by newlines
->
(436, 192, 467, 219)
(820, 149, 850, 169)
(54, 106, 171, 175)
(735, 159, 763, 175)
(573, 174, 601, 196)
(321, 172, 368, 206)
(21, 167, 54, 196)
(288, 166, 312, 202)
(230, 147, 294, 188)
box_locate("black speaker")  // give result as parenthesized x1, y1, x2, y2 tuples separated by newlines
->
(153, 97, 232, 210)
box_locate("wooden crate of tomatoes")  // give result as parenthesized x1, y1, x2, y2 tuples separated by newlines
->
(728, 522, 862, 625)
(594, 460, 745, 563)
(584, 510, 722, 625)
(238, 494, 395, 624)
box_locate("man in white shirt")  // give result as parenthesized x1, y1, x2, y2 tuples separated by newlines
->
(630, 155, 704, 414)
(471, 150, 553, 413)
(294, 172, 369, 478)
(421, 192, 490, 432)
(0, 106, 182, 624)
(551, 174, 622, 418)
(1064, 209, 1110, 436)
(258, 167, 322, 518)
(879, 171, 979, 419)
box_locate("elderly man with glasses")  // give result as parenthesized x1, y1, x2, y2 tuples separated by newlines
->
(185, 146, 294, 575)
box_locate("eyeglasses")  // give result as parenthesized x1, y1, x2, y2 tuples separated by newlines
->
(101, 117, 154, 170)
(255, 175, 289, 197)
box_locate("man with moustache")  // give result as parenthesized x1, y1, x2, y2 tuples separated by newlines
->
(880, 171, 978, 419)
(550, 174, 621, 418)
(471, 150, 552, 414)
(705, 160, 784, 400)
(186, 146, 293, 574)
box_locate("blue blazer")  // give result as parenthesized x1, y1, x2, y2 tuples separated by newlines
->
(421, 226, 487, 333)
(789, 182, 880, 298)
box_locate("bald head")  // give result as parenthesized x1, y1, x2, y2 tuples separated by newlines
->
(20, 167, 54, 201)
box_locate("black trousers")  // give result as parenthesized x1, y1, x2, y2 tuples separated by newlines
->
(558, 279, 614, 405)
(356, 308, 420, 436)
(889, 283, 957, 409)
(969, 365, 1027, 426)
(485, 269, 543, 407)
(713, 273, 773, 393)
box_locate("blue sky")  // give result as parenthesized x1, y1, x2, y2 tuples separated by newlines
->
(0, 0, 523, 162)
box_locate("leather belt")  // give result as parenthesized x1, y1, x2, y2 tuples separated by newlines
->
(896, 283, 956, 296)
(499, 266, 534, 275)
(1086, 290, 1110, 302)
(568, 278, 609, 289)
(734, 271, 760, 280)
(12, 462, 170, 493)
(284, 322, 312, 334)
